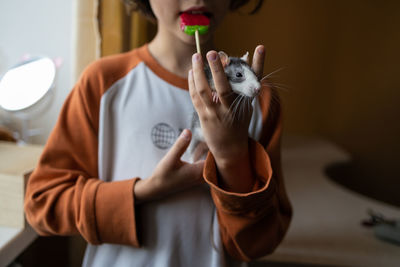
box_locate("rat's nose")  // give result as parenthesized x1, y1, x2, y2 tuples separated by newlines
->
(252, 84, 261, 95)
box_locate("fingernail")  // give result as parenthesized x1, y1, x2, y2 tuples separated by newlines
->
(257, 46, 265, 54)
(188, 69, 193, 78)
(180, 129, 190, 140)
(192, 53, 200, 63)
(207, 52, 217, 61)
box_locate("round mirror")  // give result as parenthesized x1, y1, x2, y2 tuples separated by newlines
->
(0, 57, 56, 111)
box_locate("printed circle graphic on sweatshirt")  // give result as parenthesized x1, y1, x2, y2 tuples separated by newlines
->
(151, 123, 176, 149)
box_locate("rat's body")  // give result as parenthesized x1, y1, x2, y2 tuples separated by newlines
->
(189, 52, 261, 161)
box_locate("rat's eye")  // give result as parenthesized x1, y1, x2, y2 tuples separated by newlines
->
(236, 72, 243, 78)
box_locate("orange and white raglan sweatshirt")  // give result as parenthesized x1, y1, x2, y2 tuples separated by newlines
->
(24, 45, 292, 267)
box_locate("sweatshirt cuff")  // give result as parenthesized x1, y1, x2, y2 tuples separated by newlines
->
(95, 178, 140, 246)
(203, 139, 276, 215)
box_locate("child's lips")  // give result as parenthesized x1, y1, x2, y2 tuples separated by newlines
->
(179, 7, 213, 18)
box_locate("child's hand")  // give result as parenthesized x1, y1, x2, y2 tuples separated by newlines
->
(188, 46, 265, 193)
(192, 141, 209, 162)
(134, 129, 205, 203)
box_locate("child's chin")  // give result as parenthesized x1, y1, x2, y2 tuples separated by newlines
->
(178, 31, 211, 45)
(179, 33, 196, 44)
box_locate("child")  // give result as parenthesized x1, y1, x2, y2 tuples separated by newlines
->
(24, 0, 292, 266)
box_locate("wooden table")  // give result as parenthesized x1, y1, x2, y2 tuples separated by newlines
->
(0, 141, 43, 267)
(263, 136, 400, 267)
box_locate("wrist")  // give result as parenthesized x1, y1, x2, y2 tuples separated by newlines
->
(134, 176, 158, 204)
(213, 140, 249, 167)
(213, 145, 255, 193)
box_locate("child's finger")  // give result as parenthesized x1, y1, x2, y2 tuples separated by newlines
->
(192, 53, 213, 107)
(206, 51, 234, 108)
(252, 45, 265, 80)
(188, 69, 205, 116)
(164, 129, 192, 164)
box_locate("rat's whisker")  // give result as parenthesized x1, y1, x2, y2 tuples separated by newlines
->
(261, 81, 290, 93)
(237, 96, 244, 121)
(228, 95, 241, 114)
(260, 67, 284, 82)
(225, 95, 242, 124)
(231, 96, 241, 120)
(269, 82, 291, 91)
(239, 96, 247, 122)
(240, 99, 247, 122)
(243, 97, 249, 116)
(232, 95, 244, 123)
(247, 97, 252, 115)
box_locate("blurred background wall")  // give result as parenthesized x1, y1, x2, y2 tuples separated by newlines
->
(213, 0, 400, 206)
(0, 0, 74, 144)
(0, 0, 99, 146)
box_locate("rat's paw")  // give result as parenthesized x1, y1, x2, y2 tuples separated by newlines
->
(212, 91, 220, 103)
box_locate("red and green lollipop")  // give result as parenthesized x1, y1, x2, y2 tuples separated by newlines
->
(180, 12, 210, 54)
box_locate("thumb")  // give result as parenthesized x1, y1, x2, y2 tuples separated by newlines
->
(164, 129, 192, 164)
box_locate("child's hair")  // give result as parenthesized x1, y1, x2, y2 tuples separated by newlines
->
(123, 0, 265, 22)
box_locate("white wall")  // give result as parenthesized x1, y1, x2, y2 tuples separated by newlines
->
(0, 0, 74, 144)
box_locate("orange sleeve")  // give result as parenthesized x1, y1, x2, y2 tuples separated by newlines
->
(24, 57, 141, 247)
(203, 87, 292, 261)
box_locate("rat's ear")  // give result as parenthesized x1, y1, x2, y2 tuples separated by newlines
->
(218, 51, 230, 67)
(241, 51, 249, 63)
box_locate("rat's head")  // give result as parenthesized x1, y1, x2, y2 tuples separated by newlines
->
(218, 51, 261, 98)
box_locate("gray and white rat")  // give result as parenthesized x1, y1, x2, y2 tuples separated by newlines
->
(188, 51, 261, 162)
